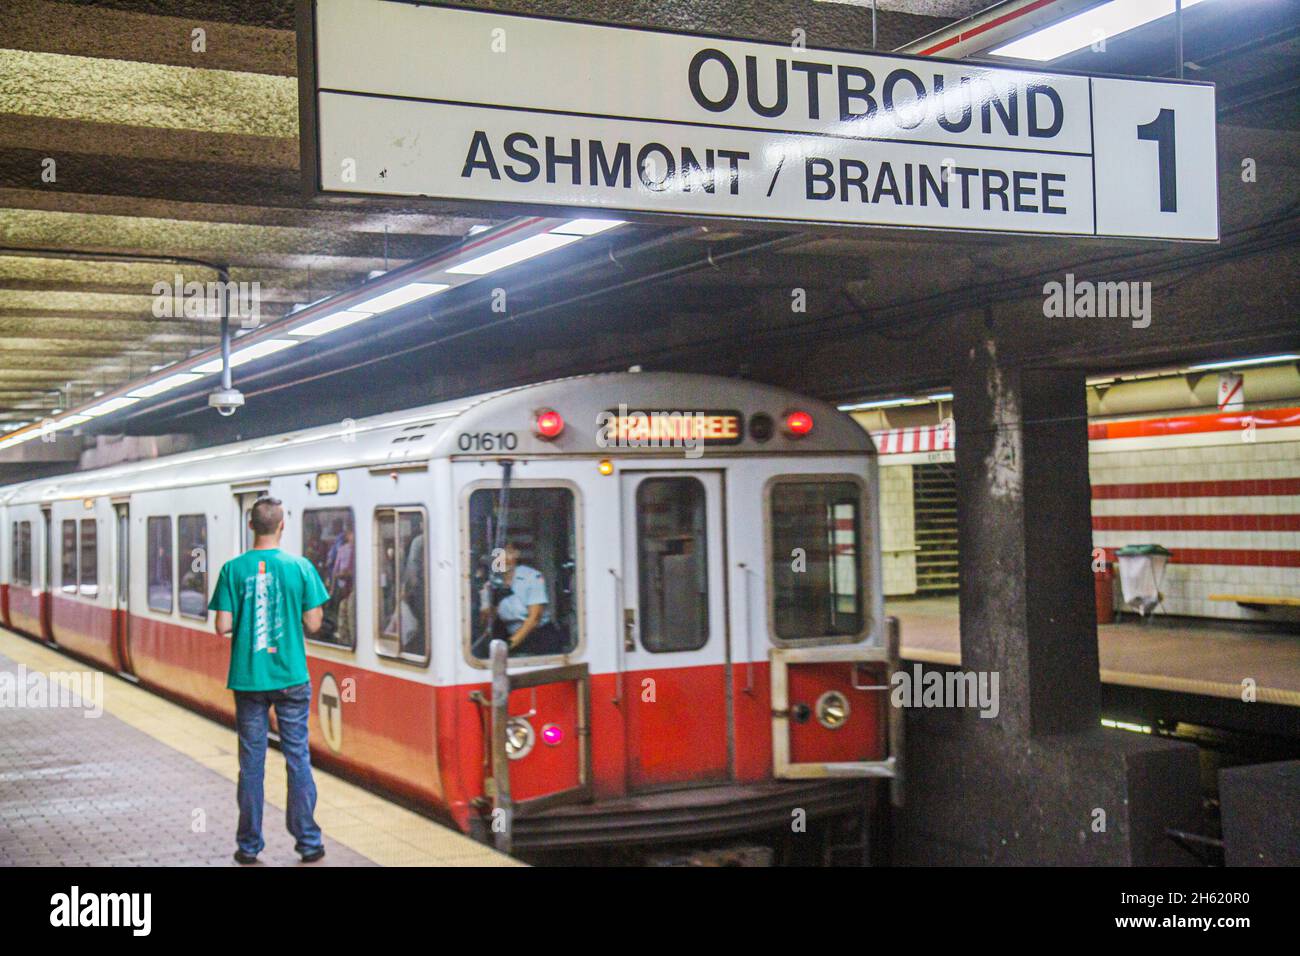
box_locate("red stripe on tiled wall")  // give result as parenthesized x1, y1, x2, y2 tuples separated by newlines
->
(1093, 514, 1300, 532)
(1099, 548, 1300, 568)
(1093, 478, 1300, 499)
(1088, 407, 1300, 440)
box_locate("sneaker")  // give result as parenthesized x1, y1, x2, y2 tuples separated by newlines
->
(300, 847, 326, 863)
(233, 849, 259, 865)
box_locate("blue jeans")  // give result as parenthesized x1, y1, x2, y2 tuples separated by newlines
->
(234, 682, 323, 856)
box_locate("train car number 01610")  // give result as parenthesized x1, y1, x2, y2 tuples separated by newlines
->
(457, 431, 518, 452)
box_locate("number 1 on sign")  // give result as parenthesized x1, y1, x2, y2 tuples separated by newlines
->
(1136, 108, 1177, 213)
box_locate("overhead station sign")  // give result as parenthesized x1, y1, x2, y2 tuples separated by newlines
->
(304, 0, 1218, 240)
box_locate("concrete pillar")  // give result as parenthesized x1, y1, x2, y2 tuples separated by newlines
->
(953, 336, 1099, 736)
(893, 332, 1204, 865)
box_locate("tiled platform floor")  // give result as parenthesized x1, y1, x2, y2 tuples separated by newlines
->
(891, 596, 1300, 706)
(0, 629, 519, 867)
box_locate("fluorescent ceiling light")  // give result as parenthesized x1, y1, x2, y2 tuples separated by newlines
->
(289, 310, 375, 337)
(838, 398, 915, 411)
(927, 392, 954, 401)
(351, 282, 449, 314)
(128, 371, 204, 398)
(446, 233, 582, 275)
(46, 415, 91, 432)
(0, 430, 39, 449)
(988, 0, 1211, 61)
(1188, 353, 1299, 371)
(82, 396, 141, 417)
(193, 338, 299, 374)
(551, 218, 626, 236)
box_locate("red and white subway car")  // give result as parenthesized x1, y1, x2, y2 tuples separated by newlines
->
(0, 372, 898, 859)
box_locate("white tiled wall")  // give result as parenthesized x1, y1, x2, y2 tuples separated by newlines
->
(1090, 437, 1300, 621)
(880, 464, 917, 596)
(872, 436, 1300, 618)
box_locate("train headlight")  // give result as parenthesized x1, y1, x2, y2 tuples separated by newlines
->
(815, 691, 850, 730)
(783, 410, 814, 437)
(534, 408, 565, 440)
(505, 717, 536, 760)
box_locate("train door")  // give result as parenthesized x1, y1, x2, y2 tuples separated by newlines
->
(619, 471, 730, 791)
(235, 489, 268, 551)
(113, 503, 133, 674)
(39, 506, 52, 641)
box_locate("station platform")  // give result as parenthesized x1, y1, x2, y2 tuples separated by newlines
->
(892, 596, 1300, 708)
(0, 628, 518, 867)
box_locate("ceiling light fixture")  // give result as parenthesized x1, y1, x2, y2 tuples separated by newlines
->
(988, 0, 1212, 62)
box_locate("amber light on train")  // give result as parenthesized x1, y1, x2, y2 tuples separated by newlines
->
(784, 410, 814, 437)
(534, 408, 565, 440)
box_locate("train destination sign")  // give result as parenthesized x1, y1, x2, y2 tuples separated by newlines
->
(598, 409, 744, 448)
(305, 0, 1219, 241)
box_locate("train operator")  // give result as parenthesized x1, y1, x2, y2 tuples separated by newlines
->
(210, 496, 331, 866)
(479, 541, 563, 655)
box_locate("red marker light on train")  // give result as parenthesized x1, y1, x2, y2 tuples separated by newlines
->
(784, 411, 814, 437)
(541, 723, 563, 746)
(535, 409, 564, 440)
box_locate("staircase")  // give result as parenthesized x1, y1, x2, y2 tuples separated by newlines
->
(912, 463, 959, 594)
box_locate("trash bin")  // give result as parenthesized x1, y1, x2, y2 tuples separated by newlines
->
(1094, 561, 1115, 623)
(1115, 544, 1171, 621)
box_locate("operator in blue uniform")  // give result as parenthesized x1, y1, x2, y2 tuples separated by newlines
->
(478, 541, 563, 655)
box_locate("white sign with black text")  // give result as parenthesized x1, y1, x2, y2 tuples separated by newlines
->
(307, 0, 1219, 241)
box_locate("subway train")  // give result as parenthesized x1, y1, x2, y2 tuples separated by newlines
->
(0, 371, 898, 859)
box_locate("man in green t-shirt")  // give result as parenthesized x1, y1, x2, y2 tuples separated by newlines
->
(209, 496, 331, 865)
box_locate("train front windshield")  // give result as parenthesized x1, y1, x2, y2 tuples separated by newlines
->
(769, 480, 865, 640)
(468, 487, 578, 659)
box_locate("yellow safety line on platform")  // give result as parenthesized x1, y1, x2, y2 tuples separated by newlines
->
(1099, 667, 1300, 708)
(907, 644, 1300, 706)
(900, 646, 961, 666)
(0, 628, 521, 867)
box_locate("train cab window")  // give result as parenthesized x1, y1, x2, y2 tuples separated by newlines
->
(12, 521, 32, 587)
(304, 508, 356, 649)
(468, 487, 578, 660)
(769, 480, 864, 641)
(636, 477, 709, 652)
(147, 516, 173, 614)
(79, 518, 97, 595)
(177, 515, 207, 620)
(61, 520, 77, 592)
(375, 508, 428, 662)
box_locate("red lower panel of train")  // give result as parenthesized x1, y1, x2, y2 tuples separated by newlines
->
(9, 602, 887, 834)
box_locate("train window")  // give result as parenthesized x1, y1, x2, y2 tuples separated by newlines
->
(636, 477, 709, 652)
(79, 518, 97, 595)
(177, 515, 207, 620)
(375, 507, 428, 663)
(147, 516, 173, 614)
(769, 480, 864, 641)
(468, 486, 578, 660)
(303, 508, 356, 649)
(61, 520, 77, 592)
(12, 521, 32, 587)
